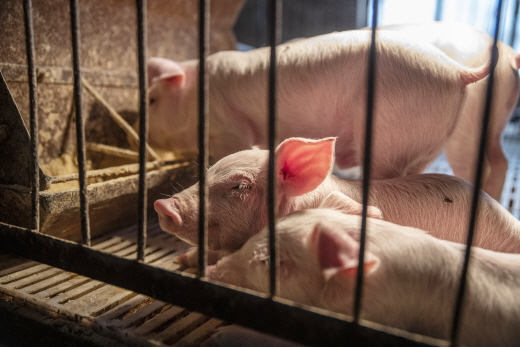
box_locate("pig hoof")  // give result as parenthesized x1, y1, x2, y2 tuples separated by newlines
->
(177, 248, 199, 267)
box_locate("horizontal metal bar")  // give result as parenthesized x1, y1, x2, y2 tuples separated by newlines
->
(0, 222, 442, 347)
(48, 160, 187, 185)
(0, 63, 139, 88)
(85, 143, 139, 160)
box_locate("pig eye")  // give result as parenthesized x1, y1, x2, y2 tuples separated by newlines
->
(232, 183, 252, 191)
(149, 97, 156, 105)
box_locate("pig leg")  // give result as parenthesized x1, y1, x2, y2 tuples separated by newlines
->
(483, 137, 508, 201)
(446, 144, 492, 196)
(444, 97, 494, 198)
(177, 247, 230, 268)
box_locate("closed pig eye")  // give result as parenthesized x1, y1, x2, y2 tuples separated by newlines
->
(232, 183, 252, 191)
(149, 97, 156, 105)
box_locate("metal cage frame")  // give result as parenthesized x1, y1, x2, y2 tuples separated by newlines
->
(0, 0, 510, 346)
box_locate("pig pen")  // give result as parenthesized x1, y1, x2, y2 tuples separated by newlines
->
(0, 0, 520, 346)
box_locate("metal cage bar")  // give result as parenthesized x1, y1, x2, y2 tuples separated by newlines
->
(22, 0, 39, 232)
(197, 0, 210, 278)
(136, 0, 148, 261)
(267, 0, 281, 299)
(353, 0, 378, 324)
(69, 0, 91, 246)
(511, 0, 519, 47)
(4, 2, 515, 347)
(449, 0, 503, 345)
(434, 0, 444, 21)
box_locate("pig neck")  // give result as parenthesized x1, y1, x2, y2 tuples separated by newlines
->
(204, 57, 265, 160)
(175, 61, 201, 152)
(278, 176, 360, 217)
(176, 60, 254, 158)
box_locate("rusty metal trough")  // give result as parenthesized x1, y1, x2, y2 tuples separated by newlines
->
(0, 0, 245, 241)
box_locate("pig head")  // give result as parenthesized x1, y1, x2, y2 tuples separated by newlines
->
(207, 208, 520, 346)
(154, 137, 379, 252)
(146, 57, 199, 157)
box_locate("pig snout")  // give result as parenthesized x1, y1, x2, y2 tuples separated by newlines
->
(154, 198, 183, 229)
(154, 189, 202, 246)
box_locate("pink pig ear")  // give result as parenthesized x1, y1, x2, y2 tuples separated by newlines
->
(311, 224, 379, 280)
(276, 137, 336, 196)
(148, 57, 186, 89)
(318, 192, 383, 219)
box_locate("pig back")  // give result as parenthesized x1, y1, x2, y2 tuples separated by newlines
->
(208, 31, 469, 178)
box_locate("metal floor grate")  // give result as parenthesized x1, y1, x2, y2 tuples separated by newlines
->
(0, 223, 226, 346)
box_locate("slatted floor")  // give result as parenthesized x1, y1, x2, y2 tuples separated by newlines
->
(1, 122, 519, 346)
(0, 223, 226, 346)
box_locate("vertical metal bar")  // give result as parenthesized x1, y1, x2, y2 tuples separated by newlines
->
(267, 0, 281, 298)
(434, 0, 444, 21)
(23, 0, 39, 232)
(353, 0, 378, 324)
(197, 0, 210, 278)
(136, 0, 148, 261)
(450, 1, 503, 345)
(511, 0, 519, 47)
(70, 0, 91, 246)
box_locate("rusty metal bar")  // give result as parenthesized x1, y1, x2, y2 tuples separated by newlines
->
(136, 0, 148, 261)
(82, 77, 160, 161)
(449, 1, 503, 345)
(0, 221, 440, 347)
(354, 0, 378, 324)
(86, 143, 139, 160)
(267, 0, 282, 299)
(48, 160, 186, 185)
(22, 0, 39, 231)
(197, 0, 210, 278)
(69, 0, 91, 246)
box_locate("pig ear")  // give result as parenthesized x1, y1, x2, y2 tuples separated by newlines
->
(148, 57, 186, 89)
(276, 137, 336, 196)
(311, 224, 379, 280)
(318, 192, 383, 219)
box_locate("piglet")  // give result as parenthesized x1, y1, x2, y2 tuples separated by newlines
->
(154, 137, 520, 266)
(207, 208, 520, 347)
(147, 30, 490, 179)
(377, 22, 520, 200)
